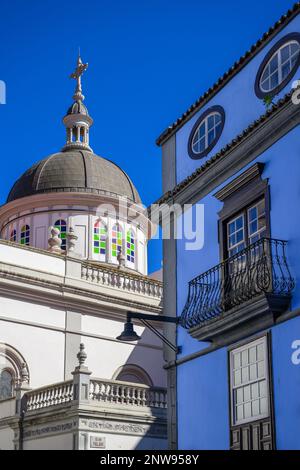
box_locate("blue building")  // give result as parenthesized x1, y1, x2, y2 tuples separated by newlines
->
(156, 2, 300, 450)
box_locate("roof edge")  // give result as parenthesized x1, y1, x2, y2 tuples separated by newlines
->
(152, 90, 293, 206)
(156, 2, 300, 146)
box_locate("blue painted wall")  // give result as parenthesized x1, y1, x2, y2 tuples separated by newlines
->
(177, 348, 230, 450)
(174, 13, 300, 450)
(271, 317, 300, 450)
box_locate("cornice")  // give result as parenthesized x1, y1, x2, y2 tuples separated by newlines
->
(151, 91, 300, 212)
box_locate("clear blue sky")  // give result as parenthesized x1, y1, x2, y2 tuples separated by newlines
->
(0, 0, 295, 273)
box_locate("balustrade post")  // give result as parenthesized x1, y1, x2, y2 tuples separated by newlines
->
(71, 343, 92, 404)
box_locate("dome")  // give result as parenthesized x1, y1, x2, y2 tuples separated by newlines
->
(7, 150, 142, 204)
(67, 101, 89, 116)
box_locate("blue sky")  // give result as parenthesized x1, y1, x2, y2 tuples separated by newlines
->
(0, 0, 295, 273)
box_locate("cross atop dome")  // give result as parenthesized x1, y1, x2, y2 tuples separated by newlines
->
(62, 54, 93, 153)
(70, 55, 88, 102)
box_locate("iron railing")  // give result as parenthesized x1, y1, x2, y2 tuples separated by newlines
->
(181, 238, 295, 329)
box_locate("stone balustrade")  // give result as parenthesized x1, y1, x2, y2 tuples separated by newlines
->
(89, 378, 167, 409)
(26, 381, 74, 411)
(81, 263, 163, 299)
(24, 378, 167, 412)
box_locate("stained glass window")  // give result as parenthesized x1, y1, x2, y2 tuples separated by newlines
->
(94, 221, 107, 256)
(111, 224, 123, 258)
(126, 229, 135, 263)
(20, 225, 30, 245)
(10, 229, 17, 242)
(54, 219, 67, 250)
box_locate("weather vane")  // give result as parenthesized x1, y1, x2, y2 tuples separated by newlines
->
(70, 53, 88, 102)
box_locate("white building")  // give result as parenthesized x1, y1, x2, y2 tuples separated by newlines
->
(0, 57, 166, 450)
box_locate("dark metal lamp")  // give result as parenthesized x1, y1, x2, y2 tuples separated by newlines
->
(117, 311, 181, 353)
(116, 319, 141, 342)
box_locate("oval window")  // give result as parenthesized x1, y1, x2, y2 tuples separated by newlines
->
(255, 33, 300, 98)
(188, 106, 225, 159)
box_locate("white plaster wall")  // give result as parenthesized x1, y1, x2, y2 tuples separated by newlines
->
(0, 427, 15, 450)
(80, 315, 166, 388)
(24, 433, 73, 450)
(0, 242, 65, 276)
(0, 320, 65, 388)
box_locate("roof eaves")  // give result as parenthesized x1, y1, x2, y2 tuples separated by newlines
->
(152, 91, 292, 206)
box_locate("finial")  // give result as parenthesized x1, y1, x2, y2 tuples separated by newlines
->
(70, 54, 88, 102)
(48, 226, 63, 253)
(66, 226, 78, 255)
(117, 248, 126, 269)
(77, 343, 87, 366)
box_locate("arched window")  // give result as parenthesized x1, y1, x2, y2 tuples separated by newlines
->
(10, 229, 17, 242)
(0, 343, 29, 394)
(126, 229, 135, 264)
(54, 219, 67, 250)
(111, 224, 123, 259)
(93, 220, 107, 256)
(0, 370, 13, 400)
(113, 364, 153, 386)
(20, 225, 30, 246)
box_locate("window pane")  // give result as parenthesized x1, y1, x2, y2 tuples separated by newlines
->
(234, 370, 241, 386)
(260, 397, 268, 414)
(269, 54, 278, 74)
(244, 385, 251, 402)
(236, 387, 243, 405)
(252, 399, 260, 416)
(280, 45, 290, 64)
(257, 360, 265, 379)
(250, 364, 257, 381)
(241, 367, 249, 383)
(251, 382, 259, 400)
(207, 115, 214, 130)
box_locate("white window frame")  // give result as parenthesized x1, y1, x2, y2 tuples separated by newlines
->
(227, 213, 246, 257)
(260, 40, 300, 93)
(192, 112, 222, 155)
(247, 200, 267, 244)
(230, 336, 270, 426)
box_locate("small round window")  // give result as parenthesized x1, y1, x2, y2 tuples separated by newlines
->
(255, 33, 300, 99)
(188, 106, 225, 159)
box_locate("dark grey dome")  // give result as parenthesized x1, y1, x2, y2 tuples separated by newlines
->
(7, 150, 141, 204)
(67, 101, 89, 116)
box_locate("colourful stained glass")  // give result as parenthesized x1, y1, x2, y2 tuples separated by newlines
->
(94, 221, 107, 255)
(111, 224, 123, 258)
(10, 229, 17, 242)
(20, 225, 30, 245)
(126, 229, 135, 263)
(54, 219, 67, 250)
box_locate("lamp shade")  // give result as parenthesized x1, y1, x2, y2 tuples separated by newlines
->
(116, 321, 141, 342)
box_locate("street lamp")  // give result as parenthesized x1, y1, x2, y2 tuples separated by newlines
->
(117, 311, 181, 353)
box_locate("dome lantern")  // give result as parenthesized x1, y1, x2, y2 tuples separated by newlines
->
(62, 55, 93, 153)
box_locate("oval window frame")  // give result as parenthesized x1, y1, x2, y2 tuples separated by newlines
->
(255, 32, 300, 99)
(188, 105, 225, 160)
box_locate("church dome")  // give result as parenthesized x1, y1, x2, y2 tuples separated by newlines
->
(7, 150, 141, 204)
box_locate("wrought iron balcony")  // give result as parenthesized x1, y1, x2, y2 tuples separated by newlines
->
(181, 238, 294, 338)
